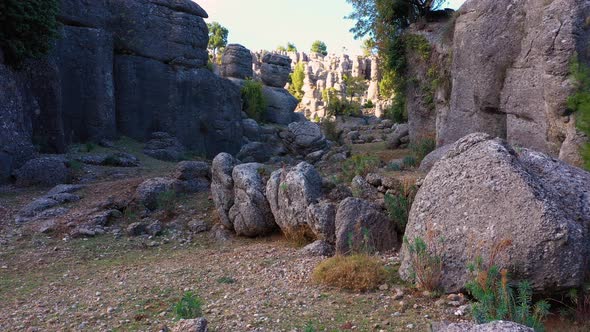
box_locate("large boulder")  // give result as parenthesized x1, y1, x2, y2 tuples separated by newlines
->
(211, 153, 238, 230)
(266, 162, 323, 238)
(173, 161, 210, 193)
(335, 198, 398, 255)
(262, 86, 299, 125)
(260, 53, 292, 88)
(134, 177, 177, 211)
(283, 121, 327, 157)
(400, 133, 590, 293)
(228, 163, 277, 237)
(442, 0, 590, 162)
(306, 202, 337, 243)
(14, 157, 70, 187)
(386, 123, 409, 149)
(237, 142, 281, 163)
(220, 44, 253, 79)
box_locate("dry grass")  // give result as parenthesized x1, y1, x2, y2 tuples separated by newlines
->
(312, 254, 387, 292)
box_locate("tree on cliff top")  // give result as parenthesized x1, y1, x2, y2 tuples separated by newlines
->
(277, 42, 297, 52)
(0, 0, 60, 68)
(311, 40, 328, 56)
(207, 22, 228, 63)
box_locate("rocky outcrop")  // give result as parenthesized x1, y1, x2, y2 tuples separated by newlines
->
(0, 52, 37, 183)
(260, 53, 292, 88)
(0, 0, 244, 181)
(266, 162, 323, 238)
(143, 132, 186, 162)
(404, 0, 590, 165)
(400, 133, 590, 293)
(335, 198, 398, 255)
(418, 144, 452, 172)
(220, 44, 253, 79)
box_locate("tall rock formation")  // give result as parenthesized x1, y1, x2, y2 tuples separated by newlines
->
(0, 0, 244, 182)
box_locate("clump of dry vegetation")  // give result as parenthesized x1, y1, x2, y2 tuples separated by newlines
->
(312, 254, 387, 292)
(403, 228, 445, 292)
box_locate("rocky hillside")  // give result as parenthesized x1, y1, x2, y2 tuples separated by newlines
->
(404, 0, 590, 167)
(0, 0, 243, 183)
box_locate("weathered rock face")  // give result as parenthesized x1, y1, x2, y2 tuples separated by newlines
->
(0, 53, 37, 183)
(436, 0, 590, 164)
(260, 53, 292, 88)
(115, 56, 243, 157)
(266, 162, 323, 237)
(335, 198, 398, 255)
(221, 44, 254, 79)
(0, 0, 244, 179)
(400, 133, 590, 293)
(229, 163, 277, 237)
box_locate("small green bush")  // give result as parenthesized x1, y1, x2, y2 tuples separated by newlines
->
(288, 62, 305, 101)
(0, 0, 60, 68)
(568, 56, 590, 170)
(321, 118, 339, 142)
(410, 137, 436, 163)
(466, 257, 550, 331)
(241, 79, 267, 122)
(402, 155, 417, 169)
(364, 100, 374, 108)
(341, 155, 380, 182)
(173, 291, 203, 319)
(216, 276, 236, 284)
(403, 234, 445, 292)
(384, 180, 416, 234)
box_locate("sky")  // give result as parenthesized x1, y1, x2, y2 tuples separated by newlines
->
(197, 0, 467, 56)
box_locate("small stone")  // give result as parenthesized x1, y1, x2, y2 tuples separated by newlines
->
(406, 323, 414, 329)
(379, 284, 389, 291)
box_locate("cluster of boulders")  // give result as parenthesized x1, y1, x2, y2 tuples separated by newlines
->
(400, 133, 590, 294)
(211, 153, 400, 256)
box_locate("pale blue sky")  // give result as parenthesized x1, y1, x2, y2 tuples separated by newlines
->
(198, 0, 466, 55)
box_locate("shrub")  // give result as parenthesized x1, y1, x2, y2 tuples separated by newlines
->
(321, 118, 339, 142)
(341, 155, 380, 182)
(312, 254, 387, 292)
(410, 137, 436, 163)
(467, 260, 550, 330)
(84, 142, 97, 153)
(216, 276, 236, 284)
(401, 155, 418, 169)
(156, 190, 176, 216)
(385, 180, 417, 233)
(173, 291, 203, 319)
(567, 56, 590, 170)
(288, 62, 305, 100)
(403, 230, 445, 291)
(364, 99, 374, 108)
(241, 79, 267, 122)
(0, 0, 60, 68)
(311, 40, 328, 56)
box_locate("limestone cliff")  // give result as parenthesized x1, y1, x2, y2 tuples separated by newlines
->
(0, 0, 244, 182)
(406, 0, 590, 166)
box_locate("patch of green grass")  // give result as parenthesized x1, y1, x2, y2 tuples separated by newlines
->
(216, 276, 236, 284)
(173, 291, 203, 319)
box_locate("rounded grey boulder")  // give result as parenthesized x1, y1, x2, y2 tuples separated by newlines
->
(211, 153, 238, 230)
(266, 162, 323, 238)
(335, 198, 398, 255)
(400, 133, 590, 293)
(221, 44, 253, 79)
(14, 157, 71, 187)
